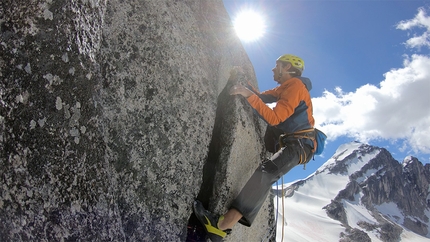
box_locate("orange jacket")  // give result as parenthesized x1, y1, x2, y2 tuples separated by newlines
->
(246, 77, 315, 134)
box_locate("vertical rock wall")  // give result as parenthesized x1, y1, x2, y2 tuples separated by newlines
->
(1, 0, 274, 241)
(194, 68, 275, 241)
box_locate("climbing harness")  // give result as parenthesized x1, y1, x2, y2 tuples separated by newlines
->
(279, 128, 327, 156)
(279, 128, 316, 148)
(278, 128, 316, 169)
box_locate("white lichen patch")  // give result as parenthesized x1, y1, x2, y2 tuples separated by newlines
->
(43, 73, 63, 86)
(15, 95, 22, 103)
(15, 91, 29, 104)
(24, 63, 31, 74)
(64, 104, 71, 119)
(70, 127, 79, 137)
(56, 97, 63, 110)
(12, 154, 23, 168)
(69, 125, 82, 144)
(70, 127, 81, 144)
(62, 53, 69, 63)
(69, 102, 81, 127)
(26, 189, 33, 198)
(43, 9, 53, 20)
(71, 201, 82, 214)
(30, 120, 36, 130)
(38, 117, 47, 128)
(80, 126, 86, 134)
(69, 67, 75, 75)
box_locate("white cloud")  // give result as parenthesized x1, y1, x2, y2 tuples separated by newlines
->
(313, 54, 430, 154)
(313, 7, 430, 154)
(396, 7, 430, 49)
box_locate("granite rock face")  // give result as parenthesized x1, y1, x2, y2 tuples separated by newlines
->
(193, 68, 274, 242)
(0, 0, 274, 241)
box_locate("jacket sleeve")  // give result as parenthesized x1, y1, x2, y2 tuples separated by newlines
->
(258, 89, 278, 103)
(246, 80, 305, 126)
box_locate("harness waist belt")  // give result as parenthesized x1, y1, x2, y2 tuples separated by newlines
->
(283, 128, 315, 140)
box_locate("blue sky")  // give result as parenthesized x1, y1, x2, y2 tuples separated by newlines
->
(223, 0, 430, 183)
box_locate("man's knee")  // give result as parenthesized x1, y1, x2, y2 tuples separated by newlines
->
(261, 159, 279, 174)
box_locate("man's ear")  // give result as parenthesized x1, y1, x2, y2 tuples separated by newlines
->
(283, 62, 292, 71)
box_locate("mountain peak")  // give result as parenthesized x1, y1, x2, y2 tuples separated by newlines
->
(316, 142, 380, 176)
(402, 155, 420, 167)
(275, 142, 430, 241)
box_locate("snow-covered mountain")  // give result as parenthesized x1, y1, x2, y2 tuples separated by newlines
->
(273, 142, 430, 242)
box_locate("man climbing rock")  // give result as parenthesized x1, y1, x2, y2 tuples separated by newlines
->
(193, 54, 317, 242)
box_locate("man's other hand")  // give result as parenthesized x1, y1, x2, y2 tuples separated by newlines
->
(229, 84, 254, 98)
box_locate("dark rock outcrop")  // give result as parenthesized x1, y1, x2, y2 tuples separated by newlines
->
(340, 228, 372, 242)
(1, 1, 274, 241)
(323, 200, 348, 225)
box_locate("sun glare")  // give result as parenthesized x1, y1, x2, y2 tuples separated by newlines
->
(233, 10, 266, 42)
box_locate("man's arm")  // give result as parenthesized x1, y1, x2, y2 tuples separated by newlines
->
(230, 84, 277, 103)
(246, 81, 304, 126)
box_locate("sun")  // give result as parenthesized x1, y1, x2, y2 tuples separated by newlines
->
(233, 10, 266, 42)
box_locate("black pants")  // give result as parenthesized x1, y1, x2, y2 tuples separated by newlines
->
(230, 139, 313, 227)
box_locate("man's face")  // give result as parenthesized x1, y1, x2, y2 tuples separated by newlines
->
(272, 62, 282, 82)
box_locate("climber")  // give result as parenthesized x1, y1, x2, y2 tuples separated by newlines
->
(193, 54, 317, 241)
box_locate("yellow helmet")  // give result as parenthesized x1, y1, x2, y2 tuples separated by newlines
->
(277, 54, 305, 73)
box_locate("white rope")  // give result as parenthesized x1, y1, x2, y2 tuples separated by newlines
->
(281, 176, 285, 242)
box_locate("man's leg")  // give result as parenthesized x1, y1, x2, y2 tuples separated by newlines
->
(193, 140, 312, 238)
(218, 208, 242, 231)
(227, 141, 312, 227)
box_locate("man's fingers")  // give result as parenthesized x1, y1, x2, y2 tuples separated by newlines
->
(229, 85, 242, 95)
